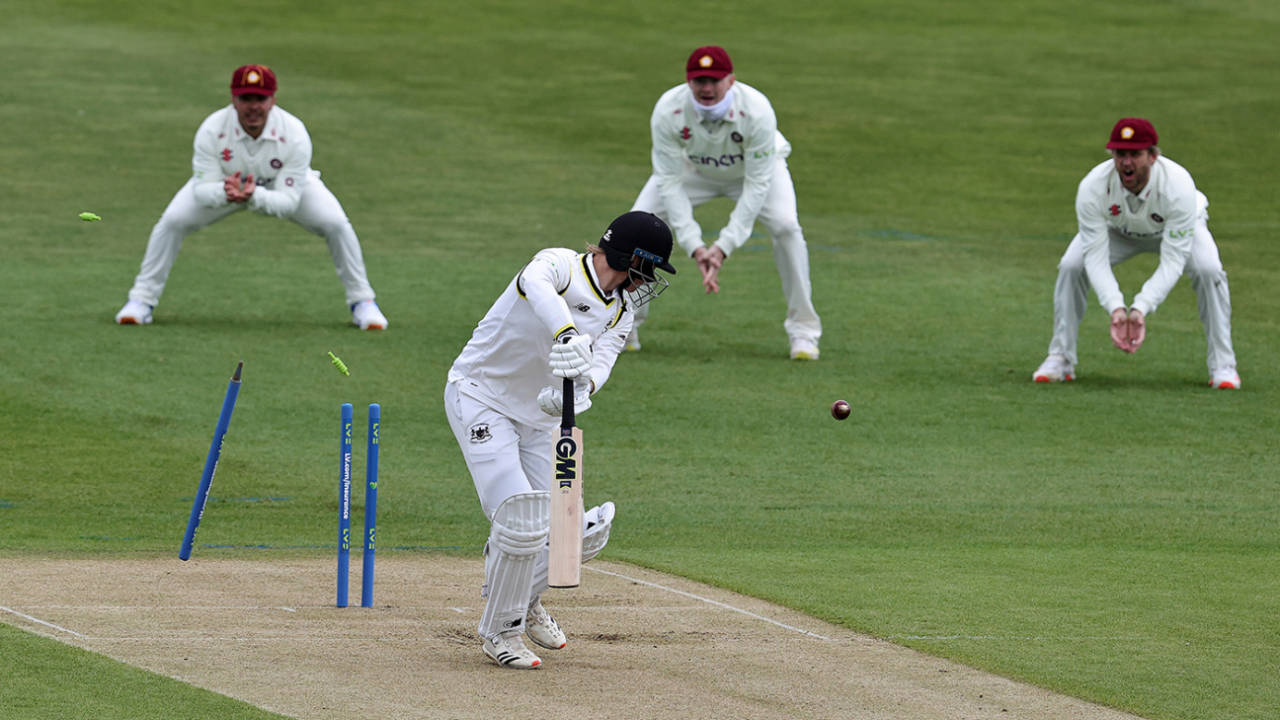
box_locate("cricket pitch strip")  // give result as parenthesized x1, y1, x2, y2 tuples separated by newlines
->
(2, 556, 1147, 720)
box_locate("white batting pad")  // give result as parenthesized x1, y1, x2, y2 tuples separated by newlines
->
(531, 501, 615, 596)
(478, 492, 550, 640)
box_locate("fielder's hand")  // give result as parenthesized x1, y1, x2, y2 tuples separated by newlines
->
(1126, 309, 1146, 352)
(549, 333, 593, 378)
(537, 378, 592, 416)
(693, 246, 725, 294)
(224, 172, 257, 203)
(1110, 307, 1145, 353)
(1110, 308, 1133, 353)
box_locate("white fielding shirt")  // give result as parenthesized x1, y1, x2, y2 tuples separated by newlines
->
(648, 82, 791, 256)
(190, 105, 314, 217)
(448, 250, 631, 428)
(1076, 155, 1206, 316)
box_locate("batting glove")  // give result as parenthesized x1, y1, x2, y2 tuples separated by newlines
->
(537, 378, 592, 416)
(549, 333, 593, 379)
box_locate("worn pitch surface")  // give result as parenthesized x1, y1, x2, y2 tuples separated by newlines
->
(1, 557, 1147, 720)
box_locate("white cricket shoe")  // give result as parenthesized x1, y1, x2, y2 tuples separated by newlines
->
(114, 299, 153, 325)
(351, 300, 388, 330)
(1210, 368, 1241, 390)
(483, 630, 542, 669)
(789, 338, 819, 361)
(623, 326, 641, 352)
(1033, 355, 1074, 383)
(525, 597, 566, 650)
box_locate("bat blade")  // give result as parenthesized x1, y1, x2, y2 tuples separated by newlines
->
(548, 377, 583, 588)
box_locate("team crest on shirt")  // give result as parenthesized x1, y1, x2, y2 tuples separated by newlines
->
(270, 158, 283, 169)
(221, 148, 233, 162)
(1109, 204, 1120, 216)
(1150, 213, 1164, 223)
(469, 423, 492, 443)
(731, 131, 743, 143)
(680, 126, 691, 140)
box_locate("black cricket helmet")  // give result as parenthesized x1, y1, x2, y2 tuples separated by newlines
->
(598, 211, 676, 307)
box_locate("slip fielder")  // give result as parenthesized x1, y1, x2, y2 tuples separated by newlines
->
(628, 45, 822, 360)
(114, 65, 388, 330)
(1033, 117, 1240, 389)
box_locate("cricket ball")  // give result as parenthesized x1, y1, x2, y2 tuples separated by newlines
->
(831, 400, 851, 421)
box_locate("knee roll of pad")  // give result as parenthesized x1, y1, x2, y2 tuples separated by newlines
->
(492, 491, 550, 556)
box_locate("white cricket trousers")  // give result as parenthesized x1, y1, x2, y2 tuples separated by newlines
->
(1047, 212, 1236, 374)
(630, 160, 822, 345)
(125, 172, 376, 307)
(445, 380, 556, 639)
(443, 380, 553, 521)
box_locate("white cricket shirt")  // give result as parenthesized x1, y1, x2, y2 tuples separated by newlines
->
(190, 105, 314, 217)
(448, 249, 632, 428)
(1076, 155, 1206, 316)
(648, 81, 791, 256)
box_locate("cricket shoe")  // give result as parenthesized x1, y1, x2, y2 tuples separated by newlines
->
(114, 299, 153, 325)
(1033, 355, 1074, 383)
(623, 327, 641, 352)
(483, 630, 542, 669)
(351, 299, 388, 330)
(789, 338, 819, 361)
(525, 597, 567, 650)
(1210, 368, 1241, 389)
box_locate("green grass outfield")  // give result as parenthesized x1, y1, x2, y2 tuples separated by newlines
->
(3, 1, 1278, 718)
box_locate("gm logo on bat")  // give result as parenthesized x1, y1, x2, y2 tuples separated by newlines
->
(555, 437, 578, 481)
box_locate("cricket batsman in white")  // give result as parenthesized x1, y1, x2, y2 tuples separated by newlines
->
(444, 211, 677, 669)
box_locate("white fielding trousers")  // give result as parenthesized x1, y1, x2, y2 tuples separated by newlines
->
(1047, 215, 1236, 374)
(631, 160, 822, 345)
(125, 172, 376, 307)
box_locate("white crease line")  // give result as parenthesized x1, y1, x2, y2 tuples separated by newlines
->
(0, 605, 88, 638)
(24, 605, 316, 611)
(892, 635, 1142, 641)
(82, 636, 416, 642)
(584, 566, 831, 641)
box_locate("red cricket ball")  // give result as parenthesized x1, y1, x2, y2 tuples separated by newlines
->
(831, 400, 851, 420)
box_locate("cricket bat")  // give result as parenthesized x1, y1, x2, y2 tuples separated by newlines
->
(548, 376, 584, 588)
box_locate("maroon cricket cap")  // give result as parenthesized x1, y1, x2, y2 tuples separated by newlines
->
(686, 46, 733, 80)
(231, 65, 277, 97)
(1106, 118, 1158, 150)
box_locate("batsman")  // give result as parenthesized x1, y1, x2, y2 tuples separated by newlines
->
(444, 211, 677, 669)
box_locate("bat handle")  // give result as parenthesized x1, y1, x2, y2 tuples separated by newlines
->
(561, 376, 575, 427)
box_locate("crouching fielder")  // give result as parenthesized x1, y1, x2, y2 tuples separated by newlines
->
(444, 211, 677, 669)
